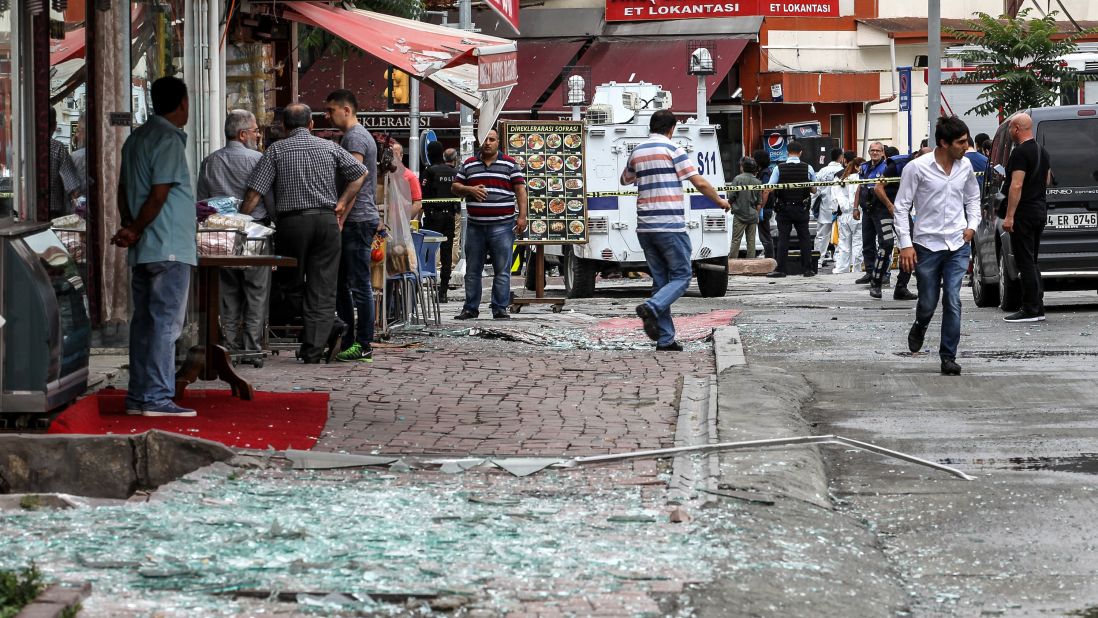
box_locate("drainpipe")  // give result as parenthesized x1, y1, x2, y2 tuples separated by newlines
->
(861, 38, 899, 157)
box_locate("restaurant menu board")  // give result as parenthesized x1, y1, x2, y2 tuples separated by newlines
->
(502, 121, 587, 244)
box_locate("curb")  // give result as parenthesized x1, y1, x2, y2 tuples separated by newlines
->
(711, 326, 830, 508)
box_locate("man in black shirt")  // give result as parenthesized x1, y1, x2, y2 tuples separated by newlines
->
(420, 141, 459, 301)
(1002, 112, 1051, 323)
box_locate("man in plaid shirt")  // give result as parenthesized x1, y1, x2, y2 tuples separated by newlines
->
(242, 103, 367, 363)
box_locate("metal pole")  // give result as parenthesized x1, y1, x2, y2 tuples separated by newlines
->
(696, 75, 708, 124)
(409, 78, 420, 175)
(458, 0, 475, 159)
(928, 0, 941, 147)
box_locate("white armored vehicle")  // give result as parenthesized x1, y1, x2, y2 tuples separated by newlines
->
(548, 81, 733, 298)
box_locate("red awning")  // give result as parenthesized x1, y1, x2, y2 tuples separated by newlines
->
(503, 39, 587, 111)
(282, 1, 517, 140)
(541, 39, 746, 112)
(50, 28, 86, 66)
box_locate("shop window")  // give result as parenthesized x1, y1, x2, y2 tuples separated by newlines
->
(1, 3, 23, 218)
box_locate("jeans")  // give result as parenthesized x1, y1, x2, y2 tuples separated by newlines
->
(638, 232, 693, 346)
(775, 203, 812, 273)
(913, 243, 970, 361)
(337, 220, 376, 348)
(1010, 217, 1045, 316)
(463, 221, 515, 315)
(126, 261, 192, 409)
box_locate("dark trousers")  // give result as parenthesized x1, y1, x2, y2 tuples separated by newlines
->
(868, 205, 896, 286)
(759, 206, 775, 258)
(336, 220, 376, 349)
(422, 207, 457, 287)
(861, 206, 877, 275)
(274, 211, 341, 362)
(1011, 217, 1045, 315)
(775, 203, 812, 273)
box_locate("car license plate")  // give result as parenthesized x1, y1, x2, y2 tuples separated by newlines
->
(1046, 212, 1098, 229)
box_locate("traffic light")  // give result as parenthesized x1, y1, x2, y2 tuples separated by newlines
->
(384, 67, 410, 109)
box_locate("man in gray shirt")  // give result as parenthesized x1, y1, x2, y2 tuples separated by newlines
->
(197, 109, 272, 354)
(324, 89, 378, 362)
(241, 103, 367, 364)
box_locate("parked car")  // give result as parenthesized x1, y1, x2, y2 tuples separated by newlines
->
(970, 105, 1098, 310)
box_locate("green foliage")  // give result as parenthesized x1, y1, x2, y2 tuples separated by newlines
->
(945, 9, 1098, 117)
(0, 565, 45, 618)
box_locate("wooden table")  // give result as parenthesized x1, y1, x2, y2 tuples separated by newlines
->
(175, 254, 296, 400)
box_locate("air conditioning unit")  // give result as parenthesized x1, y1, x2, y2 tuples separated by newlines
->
(586, 104, 613, 125)
(651, 91, 673, 110)
(621, 92, 640, 111)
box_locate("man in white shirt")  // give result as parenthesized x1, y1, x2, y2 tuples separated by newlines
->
(895, 116, 981, 376)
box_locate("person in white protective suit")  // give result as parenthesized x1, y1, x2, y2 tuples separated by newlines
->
(831, 157, 865, 274)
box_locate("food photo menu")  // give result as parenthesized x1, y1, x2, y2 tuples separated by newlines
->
(502, 121, 587, 244)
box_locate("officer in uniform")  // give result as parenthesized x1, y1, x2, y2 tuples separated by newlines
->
(762, 141, 818, 278)
(420, 141, 460, 302)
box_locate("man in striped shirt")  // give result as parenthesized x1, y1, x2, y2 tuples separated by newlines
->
(622, 109, 730, 351)
(451, 129, 528, 320)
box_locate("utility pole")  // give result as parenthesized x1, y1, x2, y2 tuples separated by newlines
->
(928, 0, 941, 147)
(459, 0, 475, 160)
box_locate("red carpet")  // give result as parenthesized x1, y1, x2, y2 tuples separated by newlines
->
(48, 389, 329, 450)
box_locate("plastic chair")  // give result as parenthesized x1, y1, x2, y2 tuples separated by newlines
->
(385, 233, 431, 330)
(416, 229, 444, 325)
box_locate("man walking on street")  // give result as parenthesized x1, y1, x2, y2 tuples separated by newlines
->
(112, 76, 197, 417)
(324, 89, 379, 363)
(623, 109, 731, 351)
(814, 148, 845, 269)
(242, 103, 367, 363)
(729, 156, 762, 258)
(197, 109, 273, 355)
(451, 129, 528, 320)
(896, 116, 981, 376)
(855, 142, 888, 285)
(762, 141, 817, 278)
(1001, 112, 1050, 323)
(421, 141, 459, 301)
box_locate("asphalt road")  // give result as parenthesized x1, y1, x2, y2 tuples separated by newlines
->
(720, 270, 1098, 617)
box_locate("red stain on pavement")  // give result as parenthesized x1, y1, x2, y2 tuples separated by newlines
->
(592, 309, 741, 342)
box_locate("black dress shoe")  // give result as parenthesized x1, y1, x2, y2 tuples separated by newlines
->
(438, 290, 449, 303)
(656, 341, 684, 352)
(492, 310, 511, 320)
(765, 271, 787, 278)
(941, 358, 962, 376)
(854, 273, 873, 284)
(893, 286, 918, 301)
(869, 283, 882, 299)
(908, 320, 927, 353)
(635, 304, 660, 341)
(454, 310, 478, 320)
(803, 270, 816, 277)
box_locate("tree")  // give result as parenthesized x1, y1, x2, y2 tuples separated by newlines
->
(946, 9, 1097, 118)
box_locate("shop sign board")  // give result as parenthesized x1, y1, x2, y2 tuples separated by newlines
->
(501, 121, 588, 245)
(484, 0, 521, 34)
(605, 0, 839, 21)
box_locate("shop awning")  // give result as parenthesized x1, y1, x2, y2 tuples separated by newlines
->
(50, 28, 86, 66)
(540, 39, 747, 113)
(504, 39, 587, 111)
(282, 1, 517, 141)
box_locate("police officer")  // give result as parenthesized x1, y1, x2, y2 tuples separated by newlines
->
(420, 141, 459, 302)
(871, 146, 917, 300)
(854, 141, 889, 285)
(763, 141, 818, 278)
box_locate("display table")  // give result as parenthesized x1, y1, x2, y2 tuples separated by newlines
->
(175, 255, 296, 400)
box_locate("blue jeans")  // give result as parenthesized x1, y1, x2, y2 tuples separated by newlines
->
(463, 221, 514, 315)
(913, 243, 970, 361)
(127, 261, 191, 409)
(638, 232, 693, 346)
(337, 220, 376, 347)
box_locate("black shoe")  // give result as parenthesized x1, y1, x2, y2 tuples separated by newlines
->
(1003, 311, 1040, 323)
(854, 273, 873, 284)
(893, 286, 918, 301)
(941, 358, 962, 376)
(492, 310, 511, 320)
(635, 304, 660, 341)
(869, 283, 882, 299)
(325, 321, 347, 363)
(908, 320, 927, 353)
(1037, 310, 1046, 322)
(438, 290, 448, 304)
(454, 310, 478, 320)
(765, 271, 787, 278)
(656, 341, 684, 352)
(803, 270, 816, 278)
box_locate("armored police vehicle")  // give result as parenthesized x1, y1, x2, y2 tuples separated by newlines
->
(547, 82, 733, 298)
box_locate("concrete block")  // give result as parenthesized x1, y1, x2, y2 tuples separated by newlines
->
(728, 258, 777, 275)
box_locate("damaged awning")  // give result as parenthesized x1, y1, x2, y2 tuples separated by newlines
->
(281, 1, 517, 141)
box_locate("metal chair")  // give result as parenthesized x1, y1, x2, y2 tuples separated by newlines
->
(415, 229, 445, 325)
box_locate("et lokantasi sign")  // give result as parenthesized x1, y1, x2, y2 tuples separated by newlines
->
(605, 0, 838, 21)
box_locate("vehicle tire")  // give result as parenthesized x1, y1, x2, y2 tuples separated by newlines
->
(696, 259, 729, 298)
(563, 249, 597, 298)
(971, 247, 1000, 307)
(998, 252, 1022, 312)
